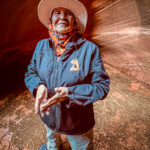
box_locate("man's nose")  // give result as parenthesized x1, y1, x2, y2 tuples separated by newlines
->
(59, 12, 66, 19)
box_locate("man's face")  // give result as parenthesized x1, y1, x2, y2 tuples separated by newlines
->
(51, 7, 75, 34)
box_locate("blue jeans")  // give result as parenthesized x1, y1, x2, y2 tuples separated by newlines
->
(45, 125, 94, 150)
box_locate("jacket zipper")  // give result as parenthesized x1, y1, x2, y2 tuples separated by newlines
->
(55, 56, 60, 86)
(54, 56, 60, 130)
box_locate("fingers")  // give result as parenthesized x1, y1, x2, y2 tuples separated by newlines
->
(55, 87, 61, 93)
(35, 86, 68, 116)
(35, 85, 48, 115)
(45, 111, 50, 116)
(39, 91, 67, 117)
(41, 111, 45, 117)
(40, 108, 51, 117)
(40, 97, 58, 112)
(35, 96, 44, 115)
(35, 96, 41, 114)
(55, 87, 68, 96)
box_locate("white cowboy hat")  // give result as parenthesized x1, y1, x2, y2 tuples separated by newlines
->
(38, 0, 88, 33)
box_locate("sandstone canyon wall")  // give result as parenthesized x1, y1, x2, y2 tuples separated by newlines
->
(0, 0, 150, 94)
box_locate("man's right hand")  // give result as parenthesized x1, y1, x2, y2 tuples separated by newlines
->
(35, 84, 48, 116)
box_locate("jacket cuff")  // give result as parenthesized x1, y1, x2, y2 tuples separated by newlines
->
(66, 87, 75, 108)
(67, 86, 74, 94)
(32, 82, 47, 97)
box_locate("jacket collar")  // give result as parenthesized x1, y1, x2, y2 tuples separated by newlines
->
(49, 32, 86, 61)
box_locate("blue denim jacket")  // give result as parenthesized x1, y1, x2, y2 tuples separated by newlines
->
(25, 33, 110, 135)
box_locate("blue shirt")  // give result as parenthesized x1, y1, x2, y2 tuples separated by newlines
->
(25, 33, 110, 135)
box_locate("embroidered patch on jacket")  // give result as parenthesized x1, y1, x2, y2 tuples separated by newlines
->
(70, 59, 80, 71)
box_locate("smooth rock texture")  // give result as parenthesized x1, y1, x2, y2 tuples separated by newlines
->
(0, 0, 150, 149)
(0, 64, 150, 149)
(0, 0, 150, 92)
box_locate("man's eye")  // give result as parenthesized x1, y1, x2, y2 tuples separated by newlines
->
(66, 11, 72, 15)
(55, 11, 60, 14)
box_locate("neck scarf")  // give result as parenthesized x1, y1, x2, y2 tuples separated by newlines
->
(48, 24, 77, 57)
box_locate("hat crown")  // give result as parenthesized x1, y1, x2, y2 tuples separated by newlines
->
(38, 0, 88, 33)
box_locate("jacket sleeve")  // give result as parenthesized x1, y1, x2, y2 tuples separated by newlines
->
(24, 42, 46, 97)
(67, 45, 110, 107)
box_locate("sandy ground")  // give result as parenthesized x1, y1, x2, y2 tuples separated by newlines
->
(0, 64, 150, 150)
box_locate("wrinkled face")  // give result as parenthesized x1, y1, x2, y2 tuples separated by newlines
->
(50, 7, 75, 34)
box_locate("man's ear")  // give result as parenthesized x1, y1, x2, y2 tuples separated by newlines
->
(49, 18, 52, 24)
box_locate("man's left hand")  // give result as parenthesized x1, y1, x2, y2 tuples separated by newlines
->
(40, 87, 68, 112)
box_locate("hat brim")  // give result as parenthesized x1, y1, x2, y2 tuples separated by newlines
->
(38, 0, 88, 33)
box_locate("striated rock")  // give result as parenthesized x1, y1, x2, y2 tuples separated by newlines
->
(0, 0, 150, 94)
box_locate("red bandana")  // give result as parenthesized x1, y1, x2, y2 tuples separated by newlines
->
(48, 24, 77, 57)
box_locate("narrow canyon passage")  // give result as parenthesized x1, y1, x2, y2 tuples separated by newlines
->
(0, 0, 150, 149)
